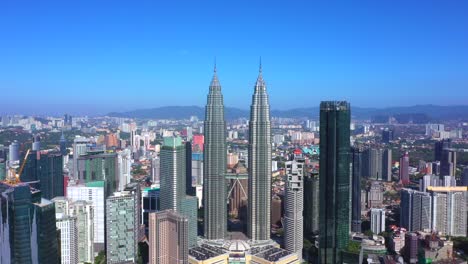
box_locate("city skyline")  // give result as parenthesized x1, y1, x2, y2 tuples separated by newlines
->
(2, 1, 468, 115)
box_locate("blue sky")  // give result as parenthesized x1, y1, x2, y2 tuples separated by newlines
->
(1, 0, 468, 115)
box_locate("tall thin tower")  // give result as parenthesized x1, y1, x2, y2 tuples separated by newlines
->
(203, 64, 227, 240)
(319, 101, 351, 264)
(248, 62, 272, 241)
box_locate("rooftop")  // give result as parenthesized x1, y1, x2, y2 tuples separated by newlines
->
(189, 244, 227, 261)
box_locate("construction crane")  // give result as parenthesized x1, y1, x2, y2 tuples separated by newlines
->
(6, 149, 30, 185)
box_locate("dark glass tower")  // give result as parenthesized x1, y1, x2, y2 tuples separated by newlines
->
(351, 147, 362, 233)
(203, 65, 227, 240)
(319, 101, 351, 264)
(248, 64, 272, 241)
(0, 182, 60, 263)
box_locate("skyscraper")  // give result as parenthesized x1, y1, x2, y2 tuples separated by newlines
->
(248, 64, 272, 241)
(160, 136, 186, 211)
(284, 159, 304, 259)
(76, 151, 119, 197)
(400, 189, 431, 232)
(0, 182, 60, 263)
(203, 65, 227, 240)
(441, 149, 457, 176)
(106, 188, 139, 263)
(160, 136, 198, 247)
(351, 147, 362, 233)
(370, 208, 386, 234)
(400, 152, 410, 185)
(304, 173, 319, 235)
(149, 210, 188, 264)
(69, 200, 95, 263)
(434, 139, 451, 162)
(318, 101, 351, 264)
(60, 131, 67, 156)
(21, 149, 64, 199)
(67, 181, 105, 252)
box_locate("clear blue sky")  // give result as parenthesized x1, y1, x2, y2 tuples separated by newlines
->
(1, 0, 468, 115)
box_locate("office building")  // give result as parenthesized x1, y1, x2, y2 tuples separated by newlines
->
(32, 134, 41, 151)
(60, 131, 67, 155)
(69, 200, 95, 263)
(248, 64, 272, 241)
(8, 140, 20, 166)
(434, 139, 451, 162)
(367, 181, 384, 209)
(142, 186, 160, 233)
(382, 149, 392, 181)
(117, 149, 132, 191)
(56, 214, 78, 264)
(160, 136, 198, 247)
(151, 156, 160, 184)
(420, 174, 440, 192)
(319, 101, 351, 264)
(400, 189, 431, 232)
(160, 136, 186, 211)
(186, 141, 195, 195)
(370, 208, 385, 234)
(284, 160, 304, 259)
(21, 149, 64, 199)
(304, 173, 319, 235)
(441, 149, 457, 176)
(180, 195, 198, 248)
(351, 148, 362, 232)
(404, 233, 419, 264)
(76, 151, 119, 197)
(399, 152, 410, 185)
(106, 188, 139, 263)
(462, 167, 468, 186)
(72, 136, 91, 178)
(149, 210, 188, 264)
(0, 182, 60, 263)
(203, 66, 227, 240)
(362, 148, 392, 181)
(382, 128, 394, 143)
(67, 181, 105, 252)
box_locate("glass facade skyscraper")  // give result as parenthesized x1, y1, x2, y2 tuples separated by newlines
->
(248, 65, 272, 241)
(319, 101, 351, 264)
(203, 65, 227, 240)
(0, 182, 60, 264)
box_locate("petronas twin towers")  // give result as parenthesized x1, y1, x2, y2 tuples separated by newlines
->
(203, 63, 271, 241)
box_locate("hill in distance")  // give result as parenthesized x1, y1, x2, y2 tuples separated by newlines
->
(108, 104, 468, 122)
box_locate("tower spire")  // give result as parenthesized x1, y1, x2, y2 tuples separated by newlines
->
(214, 57, 217, 73)
(259, 56, 262, 74)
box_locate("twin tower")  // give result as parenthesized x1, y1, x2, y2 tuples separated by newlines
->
(203, 64, 272, 241)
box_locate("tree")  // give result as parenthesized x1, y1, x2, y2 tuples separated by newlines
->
(94, 251, 106, 264)
(363, 229, 374, 237)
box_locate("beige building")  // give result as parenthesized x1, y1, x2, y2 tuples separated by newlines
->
(149, 210, 188, 264)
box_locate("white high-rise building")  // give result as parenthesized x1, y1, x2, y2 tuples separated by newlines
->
(370, 208, 386, 234)
(67, 181, 105, 252)
(429, 186, 467, 236)
(56, 216, 78, 264)
(284, 159, 304, 259)
(420, 174, 440, 192)
(118, 149, 132, 191)
(69, 200, 95, 263)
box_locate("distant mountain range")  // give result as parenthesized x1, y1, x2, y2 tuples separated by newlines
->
(108, 105, 468, 122)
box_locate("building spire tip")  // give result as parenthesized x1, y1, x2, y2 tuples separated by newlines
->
(214, 57, 217, 73)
